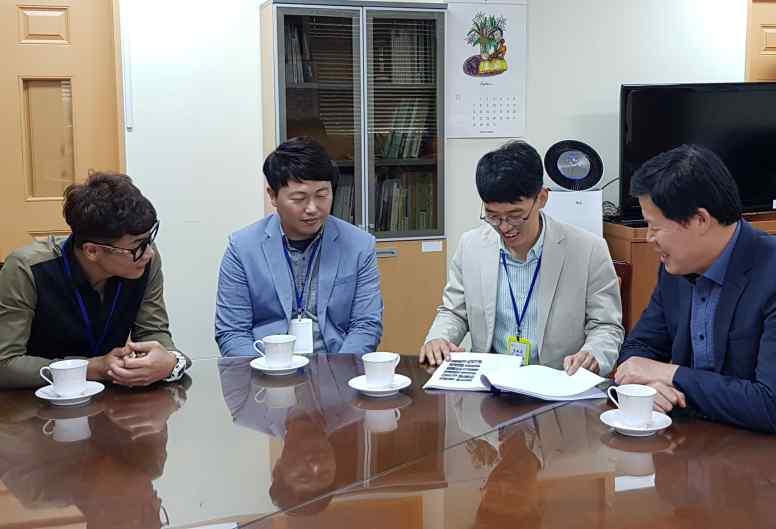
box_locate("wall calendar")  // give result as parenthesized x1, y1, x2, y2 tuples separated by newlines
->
(446, 0, 528, 139)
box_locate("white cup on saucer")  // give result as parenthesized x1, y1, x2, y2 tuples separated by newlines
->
(253, 335, 296, 367)
(255, 386, 298, 408)
(365, 408, 401, 433)
(42, 416, 91, 443)
(362, 352, 400, 388)
(607, 384, 657, 427)
(39, 359, 88, 397)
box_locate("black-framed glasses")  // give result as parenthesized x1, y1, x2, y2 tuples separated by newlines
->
(84, 220, 160, 262)
(480, 199, 537, 228)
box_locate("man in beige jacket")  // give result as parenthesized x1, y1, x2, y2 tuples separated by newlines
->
(421, 141, 624, 375)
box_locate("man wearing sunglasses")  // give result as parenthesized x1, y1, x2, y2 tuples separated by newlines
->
(420, 141, 624, 376)
(0, 173, 189, 389)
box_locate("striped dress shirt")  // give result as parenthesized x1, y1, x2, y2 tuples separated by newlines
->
(492, 219, 546, 360)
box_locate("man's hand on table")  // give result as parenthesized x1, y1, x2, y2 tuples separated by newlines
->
(419, 339, 464, 367)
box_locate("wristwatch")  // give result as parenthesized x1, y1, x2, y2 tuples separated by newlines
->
(164, 351, 187, 382)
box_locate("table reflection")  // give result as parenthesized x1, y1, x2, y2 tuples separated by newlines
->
(0, 381, 188, 529)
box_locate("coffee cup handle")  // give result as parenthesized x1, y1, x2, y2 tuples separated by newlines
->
(252, 340, 265, 357)
(40, 366, 54, 386)
(42, 420, 55, 436)
(607, 386, 621, 409)
(393, 355, 400, 369)
(254, 388, 266, 404)
(394, 409, 401, 421)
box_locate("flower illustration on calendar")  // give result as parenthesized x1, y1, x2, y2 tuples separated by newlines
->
(463, 12, 508, 77)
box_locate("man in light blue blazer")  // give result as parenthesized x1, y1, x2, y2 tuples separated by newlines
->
(215, 137, 383, 356)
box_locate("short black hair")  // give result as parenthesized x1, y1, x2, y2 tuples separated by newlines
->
(630, 144, 742, 226)
(263, 136, 339, 193)
(476, 141, 544, 203)
(63, 172, 157, 247)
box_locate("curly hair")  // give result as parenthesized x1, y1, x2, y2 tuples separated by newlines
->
(62, 172, 157, 247)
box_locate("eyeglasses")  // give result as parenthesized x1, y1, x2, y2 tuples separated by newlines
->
(480, 199, 537, 228)
(84, 220, 160, 262)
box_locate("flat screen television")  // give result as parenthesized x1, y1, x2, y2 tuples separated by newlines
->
(619, 82, 776, 220)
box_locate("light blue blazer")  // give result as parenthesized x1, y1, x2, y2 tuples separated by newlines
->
(215, 214, 383, 356)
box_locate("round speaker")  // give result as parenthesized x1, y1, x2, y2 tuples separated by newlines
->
(544, 140, 603, 191)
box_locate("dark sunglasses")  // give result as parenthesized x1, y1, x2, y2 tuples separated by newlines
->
(84, 220, 160, 262)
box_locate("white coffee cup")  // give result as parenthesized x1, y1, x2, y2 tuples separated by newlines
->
(365, 408, 401, 433)
(607, 384, 657, 427)
(362, 352, 400, 388)
(42, 416, 91, 443)
(289, 318, 313, 354)
(255, 386, 298, 409)
(39, 359, 88, 397)
(253, 335, 296, 367)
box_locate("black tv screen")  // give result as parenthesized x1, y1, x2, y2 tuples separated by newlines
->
(619, 82, 776, 220)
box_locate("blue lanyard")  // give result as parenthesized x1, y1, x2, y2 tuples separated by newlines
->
(281, 237, 322, 317)
(500, 249, 542, 337)
(61, 237, 124, 356)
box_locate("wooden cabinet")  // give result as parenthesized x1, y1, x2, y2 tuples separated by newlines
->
(605, 213, 776, 332)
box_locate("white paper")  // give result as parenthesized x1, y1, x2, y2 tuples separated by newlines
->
(481, 364, 607, 401)
(423, 352, 522, 391)
(421, 240, 443, 253)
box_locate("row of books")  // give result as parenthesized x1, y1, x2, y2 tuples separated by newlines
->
(380, 98, 432, 159)
(387, 24, 436, 83)
(332, 181, 355, 223)
(375, 171, 435, 232)
(284, 23, 313, 84)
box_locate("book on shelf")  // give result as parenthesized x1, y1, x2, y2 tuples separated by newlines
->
(332, 181, 355, 222)
(284, 23, 313, 84)
(375, 170, 435, 232)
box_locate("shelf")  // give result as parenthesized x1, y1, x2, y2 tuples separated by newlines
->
(371, 81, 436, 89)
(374, 159, 436, 167)
(287, 81, 355, 90)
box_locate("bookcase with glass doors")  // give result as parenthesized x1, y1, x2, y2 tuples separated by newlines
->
(260, 0, 447, 352)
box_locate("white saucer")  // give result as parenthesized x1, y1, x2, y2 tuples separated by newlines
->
(250, 355, 309, 376)
(600, 409, 672, 437)
(35, 381, 105, 407)
(348, 374, 411, 398)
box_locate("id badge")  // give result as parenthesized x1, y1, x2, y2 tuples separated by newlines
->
(506, 335, 532, 365)
(288, 317, 313, 354)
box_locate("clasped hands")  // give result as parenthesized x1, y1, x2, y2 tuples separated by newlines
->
(89, 340, 176, 387)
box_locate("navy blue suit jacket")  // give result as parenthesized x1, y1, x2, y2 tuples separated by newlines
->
(619, 221, 776, 433)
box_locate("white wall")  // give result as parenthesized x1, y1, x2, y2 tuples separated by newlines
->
(122, 0, 264, 360)
(446, 0, 748, 257)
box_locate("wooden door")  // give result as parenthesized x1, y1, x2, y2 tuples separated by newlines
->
(747, 0, 776, 80)
(0, 0, 124, 259)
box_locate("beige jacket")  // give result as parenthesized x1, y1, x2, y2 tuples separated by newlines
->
(425, 214, 624, 376)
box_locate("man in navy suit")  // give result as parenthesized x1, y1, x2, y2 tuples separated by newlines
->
(616, 144, 776, 433)
(215, 137, 383, 356)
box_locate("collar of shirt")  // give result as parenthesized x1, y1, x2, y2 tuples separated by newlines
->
(280, 226, 324, 253)
(498, 212, 546, 264)
(702, 221, 741, 286)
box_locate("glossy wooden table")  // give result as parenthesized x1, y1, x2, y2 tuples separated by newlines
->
(1, 354, 774, 529)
